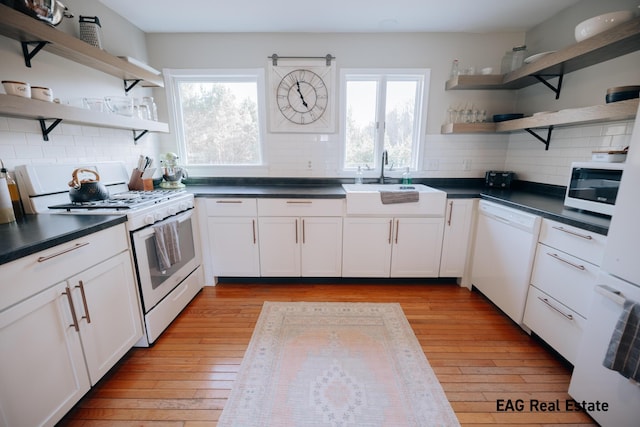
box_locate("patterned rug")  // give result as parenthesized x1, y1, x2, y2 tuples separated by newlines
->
(218, 302, 460, 427)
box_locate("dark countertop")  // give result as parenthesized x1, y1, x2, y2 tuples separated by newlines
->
(0, 214, 127, 266)
(188, 179, 610, 235)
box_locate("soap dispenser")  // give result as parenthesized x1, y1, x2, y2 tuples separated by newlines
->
(402, 167, 412, 184)
(355, 165, 363, 184)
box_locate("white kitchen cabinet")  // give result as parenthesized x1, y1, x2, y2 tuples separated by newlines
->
(205, 199, 260, 277)
(0, 223, 142, 427)
(522, 218, 607, 364)
(257, 199, 344, 277)
(439, 199, 475, 278)
(0, 282, 90, 427)
(342, 217, 444, 278)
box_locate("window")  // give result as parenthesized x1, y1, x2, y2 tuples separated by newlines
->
(166, 69, 266, 166)
(341, 69, 430, 171)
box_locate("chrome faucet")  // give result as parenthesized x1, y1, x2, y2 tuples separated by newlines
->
(379, 150, 388, 183)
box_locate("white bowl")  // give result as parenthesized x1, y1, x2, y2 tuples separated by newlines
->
(2, 80, 31, 98)
(31, 86, 53, 102)
(575, 10, 634, 42)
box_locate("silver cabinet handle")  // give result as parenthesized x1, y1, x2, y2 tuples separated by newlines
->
(395, 219, 400, 244)
(546, 252, 586, 271)
(286, 201, 312, 204)
(388, 220, 393, 244)
(75, 280, 91, 324)
(62, 286, 80, 332)
(295, 219, 298, 244)
(552, 225, 593, 240)
(37, 242, 89, 263)
(447, 200, 453, 226)
(537, 296, 574, 320)
(215, 200, 242, 203)
(252, 219, 256, 244)
(302, 219, 306, 244)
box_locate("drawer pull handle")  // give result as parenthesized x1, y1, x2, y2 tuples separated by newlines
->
(37, 242, 89, 263)
(295, 219, 299, 244)
(447, 200, 454, 226)
(546, 252, 586, 271)
(302, 219, 306, 244)
(215, 200, 243, 204)
(252, 219, 256, 244)
(395, 219, 400, 244)
(62, 286, 80, 332)
(537, 296, 574, 320)
(388, 220, 393, 244)
(551, 225, 593, 240)
(76, 280, 91, 324)
(286, 201, 313, 204)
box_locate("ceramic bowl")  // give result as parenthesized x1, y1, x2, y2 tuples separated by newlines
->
(31, 86, 53, 102)
(2, 80, 31, 98)
(574, 11, 634, 42)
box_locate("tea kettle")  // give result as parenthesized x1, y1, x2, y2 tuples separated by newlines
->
(4, 0, 74, 26)
(68, 168, 109, 202)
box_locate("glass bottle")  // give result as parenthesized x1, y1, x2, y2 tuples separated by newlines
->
(2, 166, 24, 220)
(142, 96, 158, 121)
(450, 59, 459, 78)
(402, 167, 412, 185)
(510, 45, 527, 71)
(355, 165, 363, 184)
(0, 165, 16, 224)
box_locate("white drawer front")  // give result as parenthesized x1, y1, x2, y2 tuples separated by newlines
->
(205, 198, 257, 216)
(0, 224, 128, 312)
(538, 219, 606, 265)
(257, 199, 344, 217)
(531, 243, 599, 317)
(523, 286, 586, 365)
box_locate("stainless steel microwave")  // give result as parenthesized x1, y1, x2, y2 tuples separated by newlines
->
(564, 162, 625, 216)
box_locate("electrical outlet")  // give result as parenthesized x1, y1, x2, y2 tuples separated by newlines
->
(463, 159, 472, 171)
(427, 159, 439, 171)
(307, 161, 312, 169)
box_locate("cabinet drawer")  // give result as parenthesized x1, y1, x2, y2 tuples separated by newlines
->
(0, 224, 128, 312)
(538, 219, 606, 265)
(530, 243, 599, 317)
(257, 199, 344, 217)
(205, 198, 257, 216)
(523, 286, 586, 365)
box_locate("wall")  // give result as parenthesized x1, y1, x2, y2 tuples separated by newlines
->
(0, 0, 161, 174)
(504, 0, 638, 185)
(146, 31, 521, 178)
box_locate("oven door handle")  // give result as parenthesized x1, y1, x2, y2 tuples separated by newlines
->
(135, 209, 194, 239)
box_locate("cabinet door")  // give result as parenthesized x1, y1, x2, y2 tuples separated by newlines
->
(439, 199, 474, 277)
(391, 217, 444, 277)
(258, 217, 300, 276)
(301, 217, 343, 277)
(72, 251, 143, 385)
(0, 282, 90, 427)
(208, 217, 260, 276)
(342, 217, 393, 277)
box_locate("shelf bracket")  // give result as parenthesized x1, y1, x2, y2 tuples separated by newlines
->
(21, 41, 49, 68)
(525, 126, 553, 151)
(133, 129, 149, 143)
(533, 73, 564, 99)
(38, 118, 62, 141)
(124, 79, 142, 93)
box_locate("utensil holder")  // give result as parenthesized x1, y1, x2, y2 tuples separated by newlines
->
(79, 16, 103, 49)
(128, 168, 154, 191)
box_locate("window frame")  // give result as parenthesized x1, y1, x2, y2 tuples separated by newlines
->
(164, 68, 268, 176)
(339, 68, 430, 174)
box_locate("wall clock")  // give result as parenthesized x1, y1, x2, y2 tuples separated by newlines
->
(268, 57, 335, 133)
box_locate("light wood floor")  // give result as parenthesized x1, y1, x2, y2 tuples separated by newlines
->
(59, 282, 596, 426)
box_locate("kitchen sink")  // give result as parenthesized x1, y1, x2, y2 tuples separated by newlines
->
(342, 183, 446, 216)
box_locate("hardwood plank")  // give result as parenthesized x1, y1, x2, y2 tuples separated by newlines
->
(58, 283, 596, 426)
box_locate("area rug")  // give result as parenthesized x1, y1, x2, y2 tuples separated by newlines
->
(218, 301, 460, 427)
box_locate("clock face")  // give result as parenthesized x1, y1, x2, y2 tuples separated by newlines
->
(276, 69, 328, 125)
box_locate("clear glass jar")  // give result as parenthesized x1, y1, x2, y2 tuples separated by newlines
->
(142, 96, 158, 121)
(510, 45, 527, 71)
(355, 166, 363, 184)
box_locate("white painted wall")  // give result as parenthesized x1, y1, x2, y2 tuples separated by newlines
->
(0, 0, 161, 173)
(0, 0, 637, 185)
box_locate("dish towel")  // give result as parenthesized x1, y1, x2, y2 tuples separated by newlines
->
(603, 299, 640, 383)
(380, 191, 419, 204)
(153, 219, 181, 271)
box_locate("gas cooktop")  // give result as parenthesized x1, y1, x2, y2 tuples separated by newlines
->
(48, 190, 187, 211)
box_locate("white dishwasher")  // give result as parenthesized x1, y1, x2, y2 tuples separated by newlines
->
(471, 200, 541, 325)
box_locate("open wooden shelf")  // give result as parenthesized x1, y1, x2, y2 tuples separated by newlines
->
(0, 4, 164, 89)
(0, 94, 169, 141)
(441, 99, 639, 135)
(445, 16, 640, 91)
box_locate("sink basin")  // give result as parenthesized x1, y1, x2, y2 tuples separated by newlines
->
(342, 183, 446, 216)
